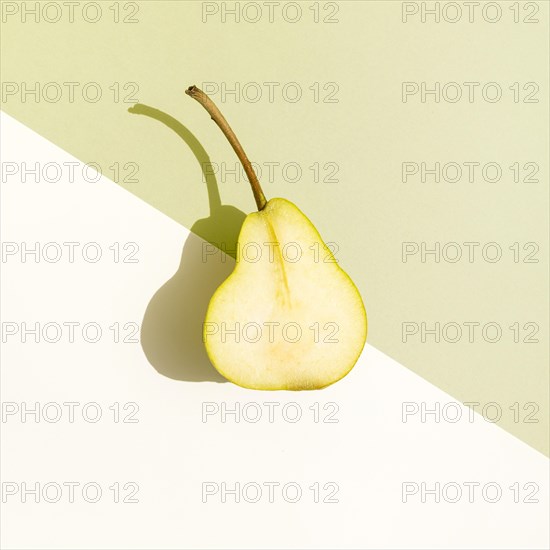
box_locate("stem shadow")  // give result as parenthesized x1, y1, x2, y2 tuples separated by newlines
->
(129, 104, 246, 382)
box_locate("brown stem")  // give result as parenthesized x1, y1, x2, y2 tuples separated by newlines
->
(185, 85, 267, 211)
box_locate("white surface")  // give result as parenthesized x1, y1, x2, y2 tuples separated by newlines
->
(1, 112, 548, 549)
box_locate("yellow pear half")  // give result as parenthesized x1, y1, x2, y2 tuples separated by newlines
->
(186, 85, 367, 390)
(203, 198, 367, 390)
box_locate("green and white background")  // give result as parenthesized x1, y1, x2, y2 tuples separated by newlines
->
(1, 1, 548, 548)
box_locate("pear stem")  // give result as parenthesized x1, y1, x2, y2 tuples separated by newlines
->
(185, 85, 267, 211)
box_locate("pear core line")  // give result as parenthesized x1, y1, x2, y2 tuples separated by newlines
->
(185, 85, 267, 211)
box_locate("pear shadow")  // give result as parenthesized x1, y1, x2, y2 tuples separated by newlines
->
(129, 104, 246, 382)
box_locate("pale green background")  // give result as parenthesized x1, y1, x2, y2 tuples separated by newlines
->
(1, 0, 548, 454)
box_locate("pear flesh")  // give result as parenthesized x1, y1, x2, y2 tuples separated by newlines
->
(204, 198, 367, 390)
